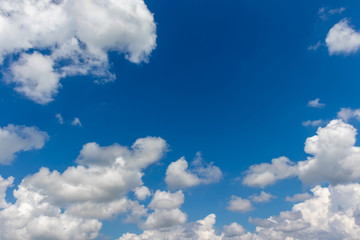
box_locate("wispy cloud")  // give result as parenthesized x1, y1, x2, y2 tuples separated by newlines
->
(307, 98, 325, 108)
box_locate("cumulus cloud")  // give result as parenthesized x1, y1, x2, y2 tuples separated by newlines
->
(118, 183, 360, 240)
(165, 152, 222, 190)
(307, 98, 325, 108)
(227, 196, 253, 213)
(326, 19, 360, 55)
(135, 186, 151, 201)
(248, 184, 360, 239)
(0, 124, 48, 164)
(250, 191, 276, 203)
(243, 120, 360, 187)
(142, 190, 187, 230)
(242, 157, 298, 188)
(0, 176, 14, 208)
(0, 136, 168, 239)
(337, 107, 360, 122)
(0, 0, 157, 104)
(119, 214, 225, 240)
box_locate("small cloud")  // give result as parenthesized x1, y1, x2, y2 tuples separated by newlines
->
(55, 113, 64, 124)
(71, 117, 82, 127)
(227, 196, 253, 213)
(302, 120, 326, 127)
(307, 98, 325, 108)
(337, 107, 360, 122)
(285, 192, 312, 203)
(308, 41, 323, 51)
(318, 7, 345, 20)
(249, 191, 276, 203)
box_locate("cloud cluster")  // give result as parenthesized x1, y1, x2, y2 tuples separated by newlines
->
(243, 119, 360, 187)
(326, 19, 360, 55)
(0, 137, 167, 239)
(0, 124, 48, 164)
(165, 153, 222, 190)
(120, 183, 360, 240)
(0, 0, 157, 104)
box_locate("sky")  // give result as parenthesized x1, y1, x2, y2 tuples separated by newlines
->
(1, 0, 360, 239)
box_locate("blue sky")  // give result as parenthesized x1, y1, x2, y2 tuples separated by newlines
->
(1, 0, 360, 239)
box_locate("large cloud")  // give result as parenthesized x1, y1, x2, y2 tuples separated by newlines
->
(243, 120, 360, 187)
(326, 19, 360, 55)
(0, 124, 48, 165)
(0, 136, 167, 239)
(0, 0, 157, 104)
(118, 183, 360, 240)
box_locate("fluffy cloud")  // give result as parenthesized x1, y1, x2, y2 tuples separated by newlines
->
(165, 153, 222, 190)
(0, 0, 157, 104)
(227, 196, 253, 213)
(142, 190, 187, 230)
(242, 157, 298, 188)
(250, 191, 276, 203)
(337, 107, 360, 122)
(326, 19, 360, 55)
(307, 98, 325, 108)
(135, 186, 151, 201)
(119, 214, 224, 240)
(0, 176, 14, 208)
(243, 120, 360, 187)
(249, 184, 360, 239)
(0, 137, 167, 239)
(118, 183, 360, 240)
(0, 124, 48, 164)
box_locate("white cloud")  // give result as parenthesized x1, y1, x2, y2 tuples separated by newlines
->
(165, 153, 222, 190)
(250, 191, 276, 203)
(135, 186, 151, 201)
(119, 214, 224, 240)
(55, 113, 64, 124)
(227, 196, 253, 213)
(0, 136, 168, 239)
(337, 107, 360, 122)
(0, 176, 14, 208)
(118, 183, 360, 240)
(286, 193, 312, 203)
(302, 120, 326, 127)
(0, 124, 48, 164)
(318, 7, 345, 20)
(248, 184, 360, 239)
(71, 117, 82, 127)
(0, 0, 157, 104)
(243, 120, 360, 187)
(8, 52, 60, 104)
(307, 41, 322, 51)
(142, 190, 187, 230)
(307, 98, 325, 108)
(326, 19, 360, 55)
(242, 157, 298, 188)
